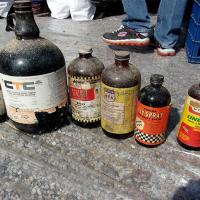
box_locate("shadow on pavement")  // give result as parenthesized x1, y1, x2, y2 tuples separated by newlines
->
(172, 180, 200, 200)
(166, 107, 180, 139)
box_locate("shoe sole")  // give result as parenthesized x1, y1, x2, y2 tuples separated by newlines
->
(157, 49, 176, 56)
(103, 37, 150, 47)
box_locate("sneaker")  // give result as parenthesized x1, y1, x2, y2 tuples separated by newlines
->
(103, 26, 150, 46)
(150, 37, 176, 56)
(157, 45, 176, 56)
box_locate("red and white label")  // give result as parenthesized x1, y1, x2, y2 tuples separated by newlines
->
(69, 75, 101, 122)
(70, 87, 95, 101)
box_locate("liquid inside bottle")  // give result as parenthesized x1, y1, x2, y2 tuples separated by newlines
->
(101, 51, 141, 139)
(68, 46, 104, 128)
(135, 74, 171, 146)
(0, 0, 68, 134)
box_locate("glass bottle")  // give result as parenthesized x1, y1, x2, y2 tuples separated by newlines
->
(68, 46, 104, 128)
(135, 74, 171, 146)
(177, 83, 200, 150)
(0, 0, 68, 134)
(101, 51, 141, 139)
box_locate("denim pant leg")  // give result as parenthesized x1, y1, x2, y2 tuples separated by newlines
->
(122, 0, 151, 33)
(155, 0, 188, 48)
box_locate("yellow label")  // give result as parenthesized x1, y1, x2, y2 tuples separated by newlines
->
(101, 82, 139, 134)
(179, 95, 200, 129)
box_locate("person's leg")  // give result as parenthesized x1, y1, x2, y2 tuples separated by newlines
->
(122, 0, 150, 33)
(102, 0, 150, 46)
(155, 0, 188, 55)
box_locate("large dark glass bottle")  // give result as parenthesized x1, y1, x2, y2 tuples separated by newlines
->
(135, 74, 171, 146)
(177, 83, 200, 150)
(68, 46, 104, 128)
(101, 51, 141, 139)
(0, 85, 7, 123)
(0, 0, 68, 134)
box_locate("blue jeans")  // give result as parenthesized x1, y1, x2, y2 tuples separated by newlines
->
(122, 0, 188, 48)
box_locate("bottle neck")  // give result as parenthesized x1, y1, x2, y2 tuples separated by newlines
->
(151, 82, 163, 88)
(115, 59, 129, 68)
(14, 3, 40, 40)
(79, 53, 92, 59)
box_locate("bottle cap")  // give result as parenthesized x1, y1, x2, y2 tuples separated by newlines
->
(14, 0, 32, 10)
(150, 74, 164, 84)
(78, 45, 93, 54)
(114, 51, 130, 61)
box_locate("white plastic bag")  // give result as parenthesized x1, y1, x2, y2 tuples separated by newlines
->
(46, 0, 70, 19)
(0, 0, 14, 18)
(69, 0, 96, 21)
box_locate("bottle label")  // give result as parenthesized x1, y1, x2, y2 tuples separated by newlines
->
(69, 75, 101, 122)
(0, 89, 6, 115)
(177, 95, 200, 147)
(135, 100, 171, 145)
(0, 67, 67, 124)
(101, 82, 139, 134)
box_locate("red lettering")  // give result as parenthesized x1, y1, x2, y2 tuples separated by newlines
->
(70, 87, 95, 101)
(189, 105, 200, 116)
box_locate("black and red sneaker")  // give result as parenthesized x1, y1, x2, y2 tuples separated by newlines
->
(150, 36, 176, 56)
(157, 45, 176, 56)
(102, 26, 150, 46)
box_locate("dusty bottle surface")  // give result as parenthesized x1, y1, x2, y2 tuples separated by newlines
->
(177, 83, 200, 150)
(0, 85, 7, 123)
(135, 74, 171, 146)
(0, 0, 68, 134)
(101, 51, 141, 139)
(68, 46, 105, 128)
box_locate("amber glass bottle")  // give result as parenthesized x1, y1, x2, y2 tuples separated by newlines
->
(68, 46, 104, 128)
(101, 51, 141, 139)
(135, 74, 171, 146)
(177, 83, 200, 150)
(0, 0, 68, 134)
